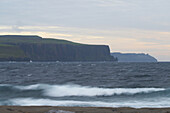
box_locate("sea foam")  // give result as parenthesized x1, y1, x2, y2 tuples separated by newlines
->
(14, 84, 165, 97)
(7, 97, 170, 108)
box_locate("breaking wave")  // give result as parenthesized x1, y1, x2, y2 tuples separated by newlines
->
(2, 84, 165, 97)
(6, 97, 170, 108)
(0, 84, 169, 108)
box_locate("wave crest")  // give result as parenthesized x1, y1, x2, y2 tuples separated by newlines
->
(13, 84, 165, 97)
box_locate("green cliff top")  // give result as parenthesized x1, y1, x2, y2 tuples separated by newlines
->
(0, 35, 82, 45)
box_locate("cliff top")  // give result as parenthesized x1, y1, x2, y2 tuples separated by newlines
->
(0, 35, 82, 45)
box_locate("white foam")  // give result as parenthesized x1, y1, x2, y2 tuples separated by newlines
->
(14, 84, 165, 97)
(14, 84, 42, 90)
(0, 84, 11, 87)
(8, 97, 170, 108)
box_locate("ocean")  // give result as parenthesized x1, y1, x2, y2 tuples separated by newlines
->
(0, 62, 170, 108)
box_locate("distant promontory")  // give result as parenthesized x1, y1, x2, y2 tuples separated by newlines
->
(111, 52, 157, 62)
(0, 35, 116, 62)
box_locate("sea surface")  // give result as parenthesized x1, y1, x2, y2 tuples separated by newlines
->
(0, 62, 170, 108)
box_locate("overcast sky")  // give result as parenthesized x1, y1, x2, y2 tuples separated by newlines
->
(0, 0, 170, 61)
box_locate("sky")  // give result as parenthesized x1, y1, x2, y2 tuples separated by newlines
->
(0, 0, 170, 61)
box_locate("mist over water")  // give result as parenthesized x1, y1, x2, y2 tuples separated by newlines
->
(0, 62, 170, 108)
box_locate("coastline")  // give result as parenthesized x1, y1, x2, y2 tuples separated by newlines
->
(1, 106, 170, 113)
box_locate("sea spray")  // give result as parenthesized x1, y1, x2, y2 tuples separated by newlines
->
(12, 84, 166, 97)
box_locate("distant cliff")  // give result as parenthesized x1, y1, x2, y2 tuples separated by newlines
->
(0, 35, 116, 61)
(111, 52, 157, 62)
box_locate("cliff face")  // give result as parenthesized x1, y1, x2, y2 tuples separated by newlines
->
(0, 35, 116, 61)
(111, 52, 157, 62)
(18, 43, 114, 61)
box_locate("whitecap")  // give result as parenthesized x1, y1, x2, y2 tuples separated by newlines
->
(13, 84, 165, 97)
(7, 97, 170, 108)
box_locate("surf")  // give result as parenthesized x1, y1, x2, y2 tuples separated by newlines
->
(6, 97, 170, 108)
(0, 84, 165, 97)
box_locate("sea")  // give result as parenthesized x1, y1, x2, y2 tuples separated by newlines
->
(0, 62, 170, 108)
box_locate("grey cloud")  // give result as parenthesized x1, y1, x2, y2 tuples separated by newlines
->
(0, 0, 170, 31)
(0, 0, 170, 61)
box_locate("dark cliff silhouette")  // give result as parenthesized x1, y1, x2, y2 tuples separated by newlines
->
(0, 35, 116, 61)
(111, 52, 157, 62)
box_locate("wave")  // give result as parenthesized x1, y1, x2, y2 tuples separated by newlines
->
(6, 97, 170, 108)
(4, 84, 165, 97)
(0, 84, 169, 108)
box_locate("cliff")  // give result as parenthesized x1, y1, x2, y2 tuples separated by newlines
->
(0, 35, 116, 61)
(111, 52, 157, 62)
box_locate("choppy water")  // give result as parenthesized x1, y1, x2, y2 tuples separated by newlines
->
(0, 62, 170, 108)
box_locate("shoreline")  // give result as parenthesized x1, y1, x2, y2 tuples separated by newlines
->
(1, 106, 170, 113)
